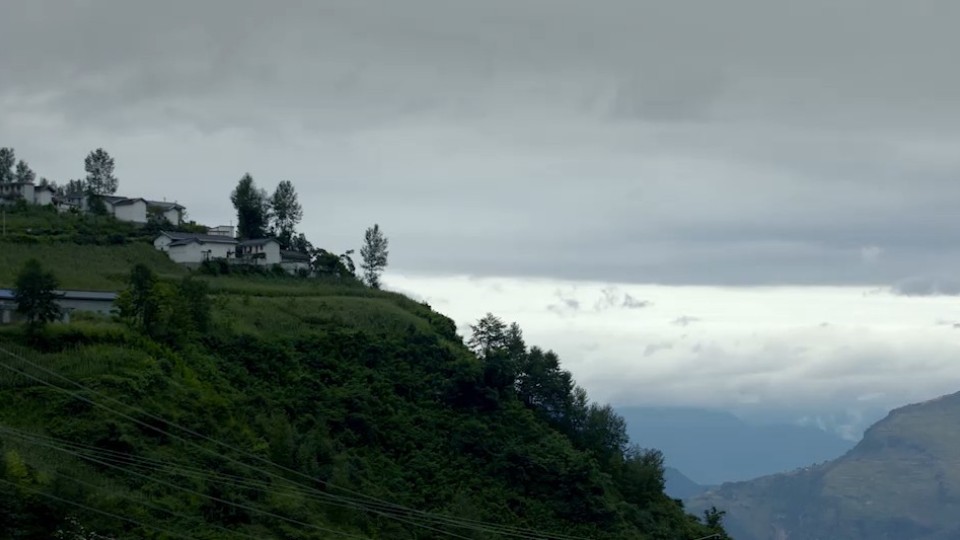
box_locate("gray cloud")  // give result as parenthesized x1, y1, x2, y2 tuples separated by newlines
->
(892, 276, 960, 297)
(4, 1, 960, 284)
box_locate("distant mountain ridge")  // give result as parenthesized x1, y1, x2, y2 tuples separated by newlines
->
(618, 406, 855, 485)
(687, 390, 960, 540)
(664, 467, 712, 500)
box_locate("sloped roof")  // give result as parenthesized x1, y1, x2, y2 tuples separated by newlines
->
(112, 197, 147, 206)
(280, 250, 311, 262)
(0, 289, 117, 301)
(159, 231, 238, 245)
(147, 200, 185, 211)
(239, 238, 279, 247)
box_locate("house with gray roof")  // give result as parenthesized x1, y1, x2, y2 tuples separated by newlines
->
(154, 231, 239, 264)
(0, 289, 118, 325)
(0, 181, 56, 206)
(154, 231, 312, 273)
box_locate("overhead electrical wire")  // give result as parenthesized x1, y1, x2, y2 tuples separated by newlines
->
(0, 343, 596, 540)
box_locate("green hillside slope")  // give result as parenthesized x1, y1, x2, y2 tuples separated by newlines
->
(688, 392, 960, 540)
(0, 266, 727, 539)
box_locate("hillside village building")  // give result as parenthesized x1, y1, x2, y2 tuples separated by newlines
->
(0, 289, 117, 325)
(1, 179, 187, 226)
(0, 182, 56, 206)
(154, 231, 312, 274)
(65, 194, 185, 225)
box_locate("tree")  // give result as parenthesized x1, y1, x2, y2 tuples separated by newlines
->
(468, 313, 508, 358)
(84, 148, 118, 195)
(13, 259, 62, 334)
(15, 161, 35, 184)
(116, 264, 157, 329)
(0, 148, 15, 183)
(230, 174, 270, 239)
(270, 180, 303, 250)
(61, 179, 87, 198)
(291, 233, 312, 255)
(359, 224, 389, 288)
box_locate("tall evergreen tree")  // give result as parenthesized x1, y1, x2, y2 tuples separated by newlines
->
(84, 148, 118, 195)
(13, 259, 63, 334)
(270, 180, 303, 249)
(360, 224, 389, 288)
(14, 160, 35, 184)
(230, 173, 271, 239)
(0, 148, 15, 183)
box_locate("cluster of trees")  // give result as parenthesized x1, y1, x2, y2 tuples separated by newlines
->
(228, 173, 391, 288)
(229, 174, 304, 249)
(0, 146, 120, 211)
(12, 259, 63, 336)
(115, 264, 211, 345)
(0, 147, 39, 185)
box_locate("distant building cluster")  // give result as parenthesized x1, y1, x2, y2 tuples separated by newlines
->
(154, 230, 311, 274)
(0, 179, 186, 226)
(2, 178, 312, 276)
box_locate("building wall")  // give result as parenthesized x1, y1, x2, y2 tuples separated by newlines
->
(280, 260, 311, 274)
(263, 242, 281, 265)
(0, 294, 116, 325)
(60, 298, 115, 315)
(162, 208, 182, 225)
(0, 183, 34, 202)
(166, 242, 236, 264)
(154, 236, 173, 251)
(207, 225, 235, 238)
(33, 188, 53, 205)
(113, 200, 147, 223)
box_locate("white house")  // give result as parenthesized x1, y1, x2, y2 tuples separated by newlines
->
(33, 184, 55, 205)
(155, 232, 312, 274)
(237, 238, 282, 265)
(0, 182, 56, 206)
(154, 231, 238, 264)
(1, 289, 117, 325)
(105, 197, 148, 223)
(146, 200, 185, 225)
(207, 225, 235, 238)
(280, 250, 312, 274)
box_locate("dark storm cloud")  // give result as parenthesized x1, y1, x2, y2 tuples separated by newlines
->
(4, 0, 960, 284)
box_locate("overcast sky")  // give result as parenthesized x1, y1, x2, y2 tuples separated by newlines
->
(4, 1, 960, 434)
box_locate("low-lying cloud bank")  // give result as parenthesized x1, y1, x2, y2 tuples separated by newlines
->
(388, 274, 960, 439)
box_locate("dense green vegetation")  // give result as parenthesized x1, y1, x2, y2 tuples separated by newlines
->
(0, 262, 729, 539)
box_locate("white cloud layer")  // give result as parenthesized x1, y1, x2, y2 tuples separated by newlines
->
(388, 274, 960, 437)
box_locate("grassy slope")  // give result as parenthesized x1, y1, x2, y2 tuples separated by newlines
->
(0, 242, 186, 290)
(689, 393, 960, 540)
(0, 205, 186, 290)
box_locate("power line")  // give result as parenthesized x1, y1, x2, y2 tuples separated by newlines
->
(0, 425, 563, 540)
(0, 424, 370, 540)
(0, 477, 201, 540)
(0, 437, 265, 540)
(0, 342, 595, 540)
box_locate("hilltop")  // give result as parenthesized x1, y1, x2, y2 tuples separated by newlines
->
(688, 391, 960, 540)
(0, 211, 728, 539)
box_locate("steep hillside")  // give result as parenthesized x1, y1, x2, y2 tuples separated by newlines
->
(688, 392, 960, 540)
(0, 270, 728, 539)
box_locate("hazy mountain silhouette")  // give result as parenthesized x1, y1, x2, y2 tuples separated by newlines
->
(619, 407, 855, 485)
